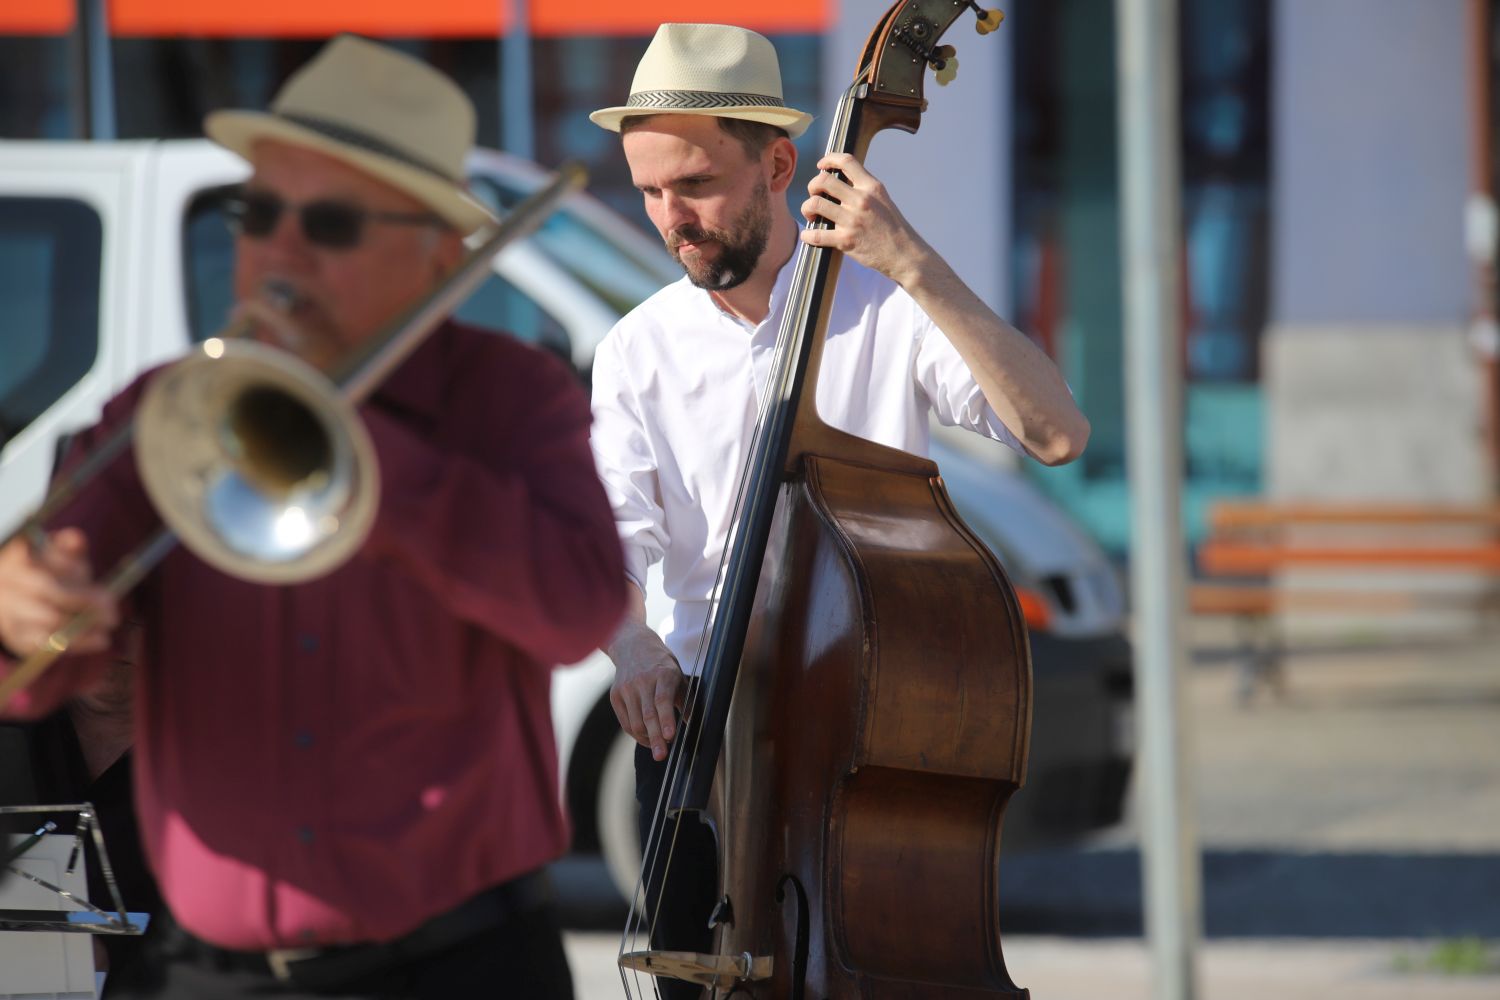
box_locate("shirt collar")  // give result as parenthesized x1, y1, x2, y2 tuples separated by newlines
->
(705, 242, 801, 333)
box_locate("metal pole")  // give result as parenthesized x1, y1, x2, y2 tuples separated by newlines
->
(500, 0, 535, 160)
(71, 0, 117, 140)
(68, 0, 91, 138)
(1466, 0, 1500, 491)
(1115, 1, 1201, 999)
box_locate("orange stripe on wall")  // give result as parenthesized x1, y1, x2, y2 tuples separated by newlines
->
(110, 0, 506, 38)
(533, 0, 832, 35)
(106, 0, 831, 37)
(0, 0, 75, 33)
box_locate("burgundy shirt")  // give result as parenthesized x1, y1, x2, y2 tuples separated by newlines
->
(1, 321, 626, 950)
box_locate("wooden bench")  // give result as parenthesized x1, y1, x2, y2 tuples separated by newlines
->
(1189, 501, 1500, 702)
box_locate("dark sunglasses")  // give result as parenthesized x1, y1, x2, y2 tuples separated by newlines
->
(224, 188, 449, 250)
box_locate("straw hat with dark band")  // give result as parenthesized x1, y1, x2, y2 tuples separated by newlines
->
(590, 23, 814, 139)
(206, 35, 496, 236)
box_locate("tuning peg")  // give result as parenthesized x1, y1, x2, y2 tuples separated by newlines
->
(935, 55, 959, 86)
(973, 7, 1004, 35)
(927, 44, 957, 71)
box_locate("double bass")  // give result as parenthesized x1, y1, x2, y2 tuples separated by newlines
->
(622, 3, 1030, 997)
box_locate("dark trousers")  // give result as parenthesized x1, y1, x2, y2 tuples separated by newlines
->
(102, 884, 574, 1000)
(634, 744, 719, 1000)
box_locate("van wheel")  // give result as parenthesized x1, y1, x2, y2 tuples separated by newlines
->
(597, 728, 642, 902)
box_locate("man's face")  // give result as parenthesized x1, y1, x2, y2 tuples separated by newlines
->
(233, 141, 461, 364)
(622, 117, 775, 291)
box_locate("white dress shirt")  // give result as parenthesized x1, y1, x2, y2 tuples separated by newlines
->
(590, 254, 1023, 673)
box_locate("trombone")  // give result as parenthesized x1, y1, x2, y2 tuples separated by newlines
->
(0, 162, 588, 710)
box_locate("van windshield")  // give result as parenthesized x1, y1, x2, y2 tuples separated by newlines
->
(183, 187, 238, 342)
(468, 176, 670, 317)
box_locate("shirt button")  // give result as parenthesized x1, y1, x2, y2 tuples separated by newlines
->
(294, 731, 315, 749)
(299, 634, 320, 653)
(297, 826, 315, 844)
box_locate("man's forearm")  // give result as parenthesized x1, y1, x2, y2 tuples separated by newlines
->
(604, 579, 652, 663)
(904, 249, 1090, 466)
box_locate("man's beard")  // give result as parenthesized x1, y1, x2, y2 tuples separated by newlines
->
(668, 180, 771, 292)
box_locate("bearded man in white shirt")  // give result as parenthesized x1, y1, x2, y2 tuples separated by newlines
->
(588, 23, 1089, 997)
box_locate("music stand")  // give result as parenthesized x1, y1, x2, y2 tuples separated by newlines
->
(0, 802, 144, 936)
(1, 803, 146, 999)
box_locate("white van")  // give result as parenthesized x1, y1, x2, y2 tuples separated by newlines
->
(0, 139, 1133, 906)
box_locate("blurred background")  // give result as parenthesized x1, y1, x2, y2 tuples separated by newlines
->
(4, 0, 1493, 547)
(1, 1, 1498, 997)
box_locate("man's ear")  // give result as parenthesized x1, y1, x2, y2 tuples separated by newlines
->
(765, 136, 799, 195)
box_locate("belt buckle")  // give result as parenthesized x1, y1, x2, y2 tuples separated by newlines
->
(266, 947, 322, 982)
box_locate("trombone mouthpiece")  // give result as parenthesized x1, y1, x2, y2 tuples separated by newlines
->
(261, 278, 301, 315)
(215, 278, 309, 352)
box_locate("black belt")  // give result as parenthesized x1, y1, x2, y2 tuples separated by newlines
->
(196, 870, 552, 991)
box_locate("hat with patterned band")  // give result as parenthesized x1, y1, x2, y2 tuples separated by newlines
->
(590, 23, 814, 139)
(205, 35, 497, 236)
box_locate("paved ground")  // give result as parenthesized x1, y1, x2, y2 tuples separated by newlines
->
(555, 629, 1500, 998)
(562, 935, 1500, 999)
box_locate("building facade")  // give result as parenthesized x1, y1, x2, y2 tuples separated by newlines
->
(1, 0, 1489, 555)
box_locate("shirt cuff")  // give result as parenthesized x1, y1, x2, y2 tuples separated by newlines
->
(621, 543, 652, 598)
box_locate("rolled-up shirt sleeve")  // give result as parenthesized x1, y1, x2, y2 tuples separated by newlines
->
(589, 330, 669, 594)
(909, 300, 1025, 455)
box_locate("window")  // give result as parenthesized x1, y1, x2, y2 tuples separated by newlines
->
(451, 273, 572, 362)
(0, 198, 102, 449)
(1007, 0, 1272, 551)
(1011, 0, 1270, 388)
(184, 186, 239, 342)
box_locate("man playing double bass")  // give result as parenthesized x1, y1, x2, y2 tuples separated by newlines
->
(590, 21, 1090, 999)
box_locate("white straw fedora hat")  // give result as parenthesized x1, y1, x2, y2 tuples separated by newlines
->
(590, 23, 813, 139)
(205, 35, 496, 236)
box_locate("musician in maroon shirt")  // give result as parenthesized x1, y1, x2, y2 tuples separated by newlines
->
(0, 36, 626, 999)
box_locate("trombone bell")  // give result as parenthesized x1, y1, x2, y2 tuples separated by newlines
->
(134, 339, 379, 585)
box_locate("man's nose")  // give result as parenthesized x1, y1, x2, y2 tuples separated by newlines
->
(659, 191, 694, 232)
